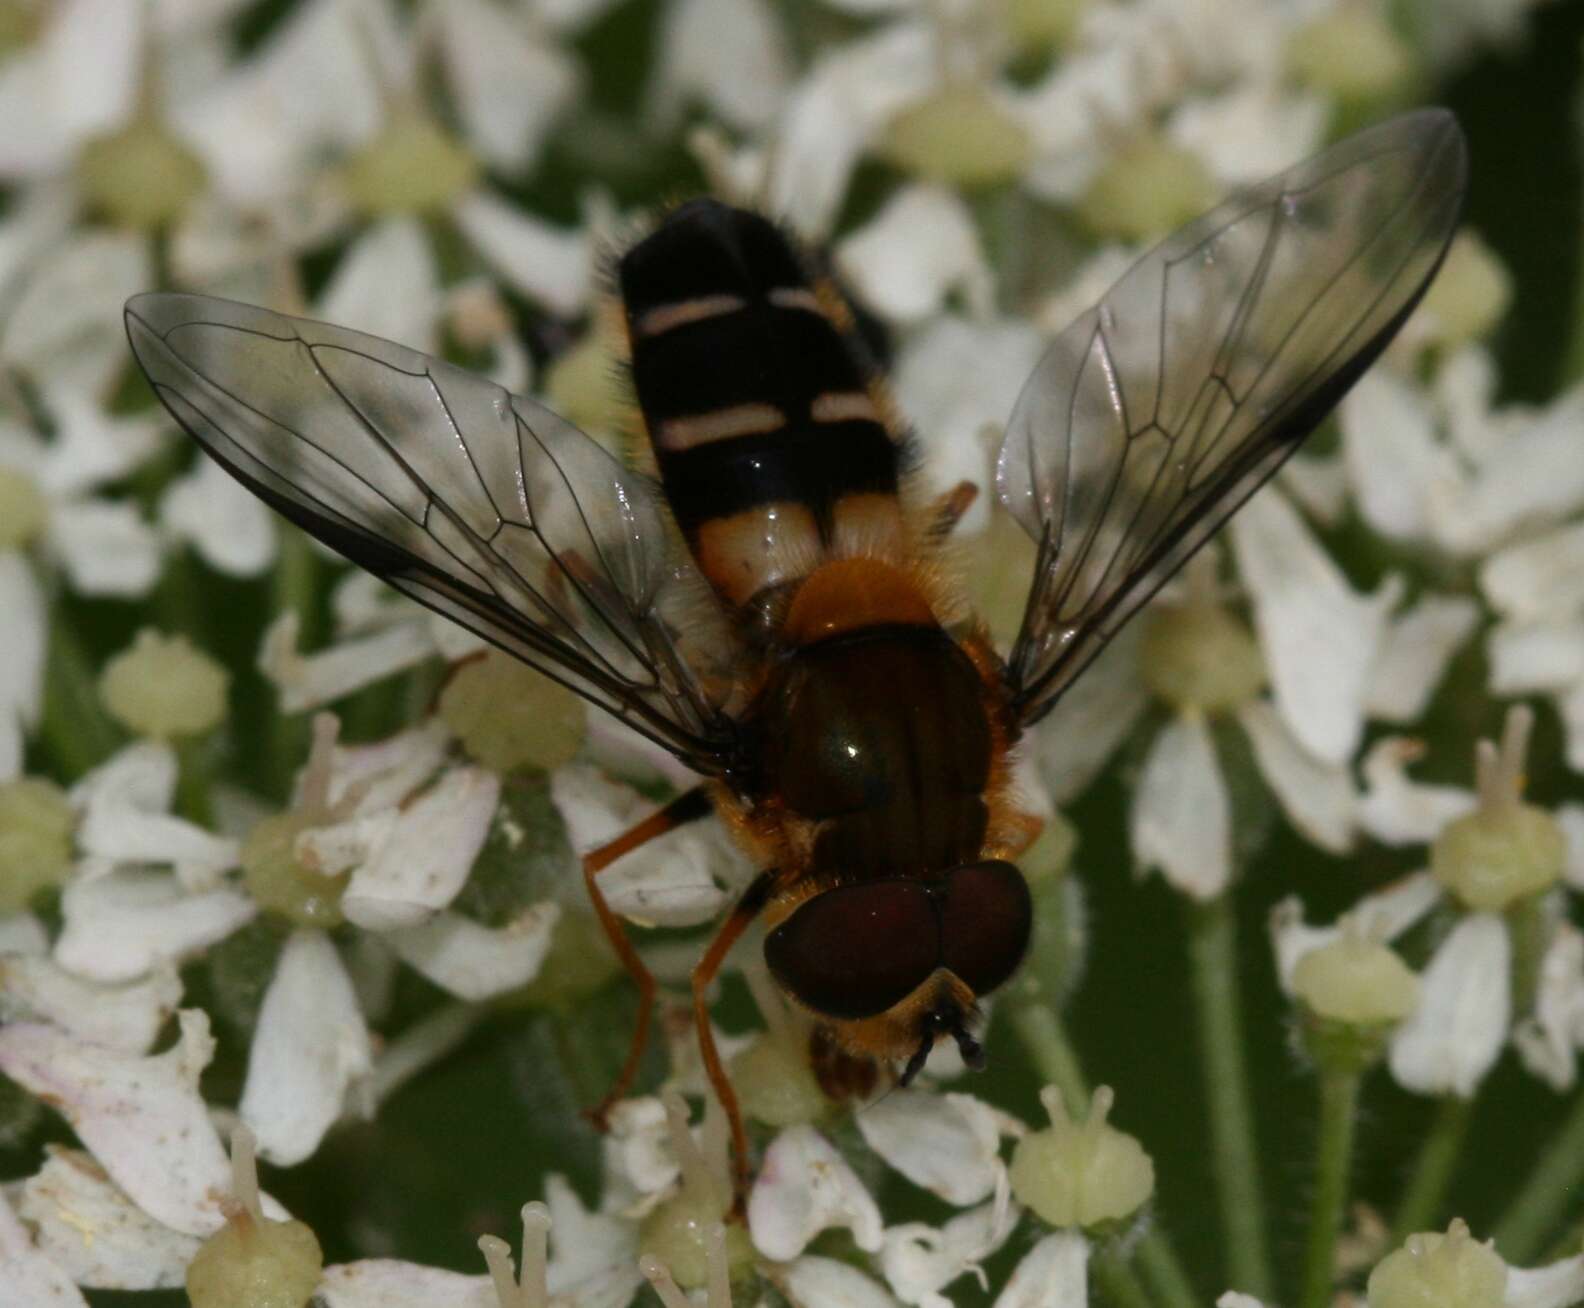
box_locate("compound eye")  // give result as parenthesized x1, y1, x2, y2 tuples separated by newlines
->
(939, 860, 1032, 998)
(765, 880, 940, 1020)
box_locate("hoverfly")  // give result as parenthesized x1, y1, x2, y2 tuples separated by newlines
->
(125, 109, 1466, 1199)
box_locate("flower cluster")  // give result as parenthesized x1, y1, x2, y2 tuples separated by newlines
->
(2, 1, 1582, 1307)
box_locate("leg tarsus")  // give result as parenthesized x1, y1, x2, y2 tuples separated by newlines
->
(926, 480, 979, 543)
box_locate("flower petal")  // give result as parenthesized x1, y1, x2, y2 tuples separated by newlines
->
(260, 611, 438, 714)
(1505, 1255, 1584, 1308)
(55, 868, 256, 983)
(240, 929, 374, 1166)
(0, 1189, 88, 1308)
(551, 765, 742, 928)
(749, 1125, 883, 1261)
(1357, 738, 1476, 846)
(342, 767, 501, 931)
(837, 186, 989, 324)
(0, 1011, 246, 1235)
(316, 218, 442, 353)
(159, 453, 278, 577)
(855, 1089, 1005, 1207)
(1388, 913, 1510, 1097)
(993, 1231, 1089, 1308)
(0, 955, 181, 1054)
(1481, 520, 1584, 623)
(650, 0, 791, 132)
(435, 0, 580, 173)
(1130, 715, 1230, 900)
(1365, 594, 1480, 723)
(879, 1184, 1019, 1308)
(781, 1257, 902, 1308)
(1513, 923, 1584, 1092)
(543, 1172, 640, 1296)
(1487, 621, 1584, 695)
(0, 911, 48, 955)
(1236, 700, 1356, 854)
(46, 500, 162, 597)
(1339, 369, 1447, 542)
(18, 1147, 201, 1291)
(0, 554, 46, 761)
(451, 192, 590, 316)
(382, 903, 560, 1001)
(1032, 621, 1149, 806)
(1269, 874, 1441, 993)
(1230, 491, 1398, 764)
(1560, 804, 1584, 891)
(317, 1260, 494, 1308)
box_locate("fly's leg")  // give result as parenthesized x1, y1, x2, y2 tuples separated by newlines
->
(582, 786, 715, 1130)
(692, 869, 777, 1213)
(925, 480, 979, 543)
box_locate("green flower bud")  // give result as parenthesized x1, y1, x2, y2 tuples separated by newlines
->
(439, 648, 586, 774)
(1077, 135, 1215, 243)
(0, 777, 74, 912)
(506, 908, 620, 1010)
(77, 115, 207, 231)
(1367, 1220, 1506, 1308)
(341, 111, 480, 217)
(187, 1189, 323, 1308)
(543, 314, 630, 439)
(242, 811, 345, 928)
(0, 467, 46, 549)
(99, 630, 229, 740)
(1416, 231, 1511, 348)
(1009, 1085, 1155, 1230)
(730, 1029, 835, 1128)
(1139, 602, 1264, 714)
(0, 2, 42, 57)
(1293, 925, 1419, 1027)
(638, 1192, 755, 1291)
(1287, 8, 1415, 105)
(883, 87, 1032, 189)
(1433, 802, 1564, 912)
(998, 0, 1086, 54)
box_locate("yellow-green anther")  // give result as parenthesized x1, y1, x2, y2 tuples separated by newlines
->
(1432, 706, 1564, 912)
(341, 110, 480, 217)
(1286, 8, 1415, 104)
(0, 467, 47, 550)
(0, 778, 74, 912)
(77, 115, 207, 232)
(439, 648, 586, 774)
(1367, 1220, 1506, 1308)
(882, 86, 1032, 189)
(1292, 919, 1419, 1027)
(1076, 134, 1215, 243)
(1140, 602, 1265, 714)
(1416, 231, 1512, 347)
(99, 630, 230, 740)
(1009, 1084, 1155, 1230)
(543, 312, 631, 439)
(242, 811, 345, 929)
(997, 0, 1086, 54)
(730, 1030, 834, 1128)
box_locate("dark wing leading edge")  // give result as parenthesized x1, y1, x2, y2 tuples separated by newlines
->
(125, 293, 740, 775)
(998, 109, 1467, 727)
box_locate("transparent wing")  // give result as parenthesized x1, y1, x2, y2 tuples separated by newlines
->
(125, 292, 741, 775)
(998, 109, 1467, 725)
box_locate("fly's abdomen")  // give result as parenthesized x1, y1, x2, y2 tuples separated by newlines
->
(618, 200, 904, 609)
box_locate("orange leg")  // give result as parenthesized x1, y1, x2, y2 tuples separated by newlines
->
(926, 480, 979, 542)
(692, 870, 777, 1213)
(582, 787, 714, 1130)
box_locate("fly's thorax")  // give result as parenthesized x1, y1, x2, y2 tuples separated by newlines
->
(617, 199, 906, 612)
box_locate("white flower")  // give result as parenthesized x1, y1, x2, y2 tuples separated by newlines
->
(855, 1088, 1015, 1207)
(879, 1173, 1018, 1308)
(994, 1231, 1090, 1308)
(0, 1186, 90, 1308)
(836, 186, 992, 326)
(749, 1124, 885, 1261)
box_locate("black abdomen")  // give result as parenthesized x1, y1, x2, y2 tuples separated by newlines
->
(618, 201, 903, 608)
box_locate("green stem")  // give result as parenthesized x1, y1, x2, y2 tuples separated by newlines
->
(39, 611, 121, 780)
(1390, 1096, 1473, 1244)
(1009, 1001, 1088, 1114)
(1300, 1068, 1362, 1308)
(1186, 896, 1272, 1300)
(265, 527, 318, 799)
(174, 735, 214, 828)
(1091, 1245, 1154, 1308)
(1492, 1083, 1584, 1264)
(1010, 1001, 1197, 1308)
